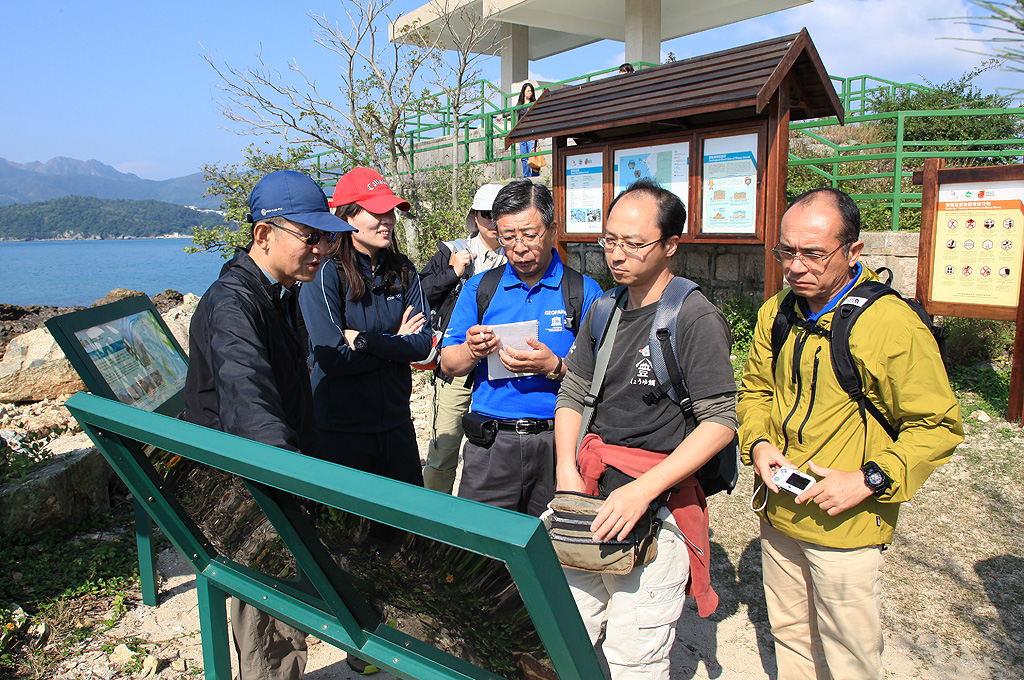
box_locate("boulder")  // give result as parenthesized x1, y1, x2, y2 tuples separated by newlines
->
(0, 441, 113, 540)
(161, 294, 199, 355)
(0, 328, 85, 403)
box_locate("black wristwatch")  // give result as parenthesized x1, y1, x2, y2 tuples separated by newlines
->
(861, 461, 892, 497)
(353, 332, 368, 351)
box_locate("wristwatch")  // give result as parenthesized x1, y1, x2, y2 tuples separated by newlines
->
(861, 461, 892, 497)
(353, 332, 368, 351)
(546, 356, 563, 380)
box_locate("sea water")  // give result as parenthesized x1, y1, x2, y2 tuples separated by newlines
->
(0, 239, 228, 307)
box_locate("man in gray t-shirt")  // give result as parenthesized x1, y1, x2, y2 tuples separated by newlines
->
(554, 179, 736, 680)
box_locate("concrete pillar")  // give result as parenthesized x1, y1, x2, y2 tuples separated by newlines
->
(500, 22, 529, 95)
(624, 0, 661, 66)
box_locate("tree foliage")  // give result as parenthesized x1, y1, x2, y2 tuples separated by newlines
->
(0, 196, 227, 241)
(201, 0, 501, 262)
(190, 144, 318, 258)
(869, 62, 1024, 166)
(945, 1, 1024, 96)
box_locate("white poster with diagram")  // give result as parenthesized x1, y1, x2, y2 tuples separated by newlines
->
(565, 153, 604, 234)
(702, 133, 758, 234)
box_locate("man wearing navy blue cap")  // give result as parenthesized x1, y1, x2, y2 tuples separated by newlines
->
(185, 170, 355, 680)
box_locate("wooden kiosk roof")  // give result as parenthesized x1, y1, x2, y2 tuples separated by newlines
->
(506, 29, 843, 146)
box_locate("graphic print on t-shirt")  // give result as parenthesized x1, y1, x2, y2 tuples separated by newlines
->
(631, 345, 656, 387)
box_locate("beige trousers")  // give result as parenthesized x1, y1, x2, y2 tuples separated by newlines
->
(760, 521, 884, 680)
(231, 598, 307, 680)
(565, 520, 690, 680)
(423, 376, 472, 493)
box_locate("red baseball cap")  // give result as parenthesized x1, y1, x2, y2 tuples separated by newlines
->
(329, 167, 411, 213)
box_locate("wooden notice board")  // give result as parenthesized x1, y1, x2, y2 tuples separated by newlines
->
(914, 159, 1024, 422)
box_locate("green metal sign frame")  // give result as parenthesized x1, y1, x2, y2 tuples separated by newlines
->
(64, 392, 602, 680)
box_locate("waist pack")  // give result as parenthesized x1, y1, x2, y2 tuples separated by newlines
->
(546, 466, 661, 575)
(462, 411, 498, 448)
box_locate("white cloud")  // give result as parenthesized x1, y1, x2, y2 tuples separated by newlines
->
(665, 0, 1022, 95)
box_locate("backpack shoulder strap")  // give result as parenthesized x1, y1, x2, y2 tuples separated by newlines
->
(587, 286, 627, 350)
(476, 267, 504, 325)
(644, 277, 700, 408)
(830, 280, 900, 440)
(770, 291, 798, 375)
(561, 265, 586, 337)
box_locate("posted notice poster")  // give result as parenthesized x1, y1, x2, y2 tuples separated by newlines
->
(931, 180, 1024, 307)
(565, 153, 604, 234)
(614, 142, 690, 232)
(702, 133, 758, 234)
(74, 310, 188, 411)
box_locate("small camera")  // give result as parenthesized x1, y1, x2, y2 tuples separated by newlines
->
(772, 466, 816, 495)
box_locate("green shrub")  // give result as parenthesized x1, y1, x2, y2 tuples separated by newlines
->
(942, 316, 1015, 367)
(721, 296, 760, 355)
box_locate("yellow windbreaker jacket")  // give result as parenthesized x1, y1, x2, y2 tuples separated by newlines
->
(738, 267, 963, 548)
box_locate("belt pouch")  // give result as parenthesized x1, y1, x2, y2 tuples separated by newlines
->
(462, 411, 498, 448)
(546, 490, 658, 575)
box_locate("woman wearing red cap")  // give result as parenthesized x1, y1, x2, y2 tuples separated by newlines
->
(299, 167, 431, 493)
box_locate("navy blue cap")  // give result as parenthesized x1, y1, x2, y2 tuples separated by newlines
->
(247, 170, 355, 233)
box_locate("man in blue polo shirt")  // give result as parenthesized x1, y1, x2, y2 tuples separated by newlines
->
(440, 180, 603, 516)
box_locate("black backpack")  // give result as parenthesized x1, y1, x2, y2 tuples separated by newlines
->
(769, 268, 946, 441)
(475, 264, 586, 337)
(585, 277, 740, 498)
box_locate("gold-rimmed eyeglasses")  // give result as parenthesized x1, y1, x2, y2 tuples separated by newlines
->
(496, 230, 545, 249)
(771, 242, 849, 270)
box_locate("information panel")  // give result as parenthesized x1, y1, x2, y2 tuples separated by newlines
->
(613, 142, 690, 232)
(565, 152, 604, 234)
(73, 310, 188, 411)
(930, 180, 1024, 307)
(702, 134, 758, 234)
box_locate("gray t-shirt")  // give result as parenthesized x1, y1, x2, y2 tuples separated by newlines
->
(563, 290, 736, 453)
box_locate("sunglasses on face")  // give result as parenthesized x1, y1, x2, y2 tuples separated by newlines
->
(477, 210, 492, 220)
(273, 223, 338, 247)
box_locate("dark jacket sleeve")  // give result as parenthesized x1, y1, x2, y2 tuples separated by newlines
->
(361, 261, 433, 362)
(419, 243, 458, 310)
(299, 259, 387, 376)
(206, 298, 302, 453)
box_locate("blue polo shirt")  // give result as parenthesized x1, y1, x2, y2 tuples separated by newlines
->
(442, 252, 603, 420)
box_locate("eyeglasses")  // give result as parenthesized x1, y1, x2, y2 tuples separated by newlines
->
(476, 210, 492, 220)
(497, 230, 545, 249)
(771, 242, 849, 269)
(597, 237, 665, 254)
(273, 223, 337, 247)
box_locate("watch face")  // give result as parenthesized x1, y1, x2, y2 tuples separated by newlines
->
(867, 470, 884, 486)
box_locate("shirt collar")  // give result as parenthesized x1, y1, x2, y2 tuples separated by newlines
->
(801, 261, 863, 322)
(499, 250, 563, 290)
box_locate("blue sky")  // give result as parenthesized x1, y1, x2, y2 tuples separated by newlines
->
(3, 0, 1019, 181)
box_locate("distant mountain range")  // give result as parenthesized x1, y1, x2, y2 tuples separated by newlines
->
(0, 157, 220, 209)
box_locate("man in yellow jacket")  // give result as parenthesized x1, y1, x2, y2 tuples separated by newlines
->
(738, 187, 962, 680)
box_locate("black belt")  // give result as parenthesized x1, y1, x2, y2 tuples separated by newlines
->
(494, 418, 554, 435)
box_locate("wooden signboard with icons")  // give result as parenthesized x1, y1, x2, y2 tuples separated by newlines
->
(913, 158, 1024, 423)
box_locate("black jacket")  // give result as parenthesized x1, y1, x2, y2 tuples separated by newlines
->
(299, 250, 431, 433)
(419, 241, 462, 334)
(184, 247, 323, 458)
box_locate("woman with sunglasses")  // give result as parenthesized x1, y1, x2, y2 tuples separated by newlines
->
(418, 183, 507, 493)
(299, 167, 431, 494)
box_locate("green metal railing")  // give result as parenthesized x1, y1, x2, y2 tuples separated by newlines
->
(790, 107, 1024, 230)
(829, 74, 931, 117)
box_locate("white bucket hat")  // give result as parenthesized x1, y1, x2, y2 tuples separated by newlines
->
(466, 183, 504, 233)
